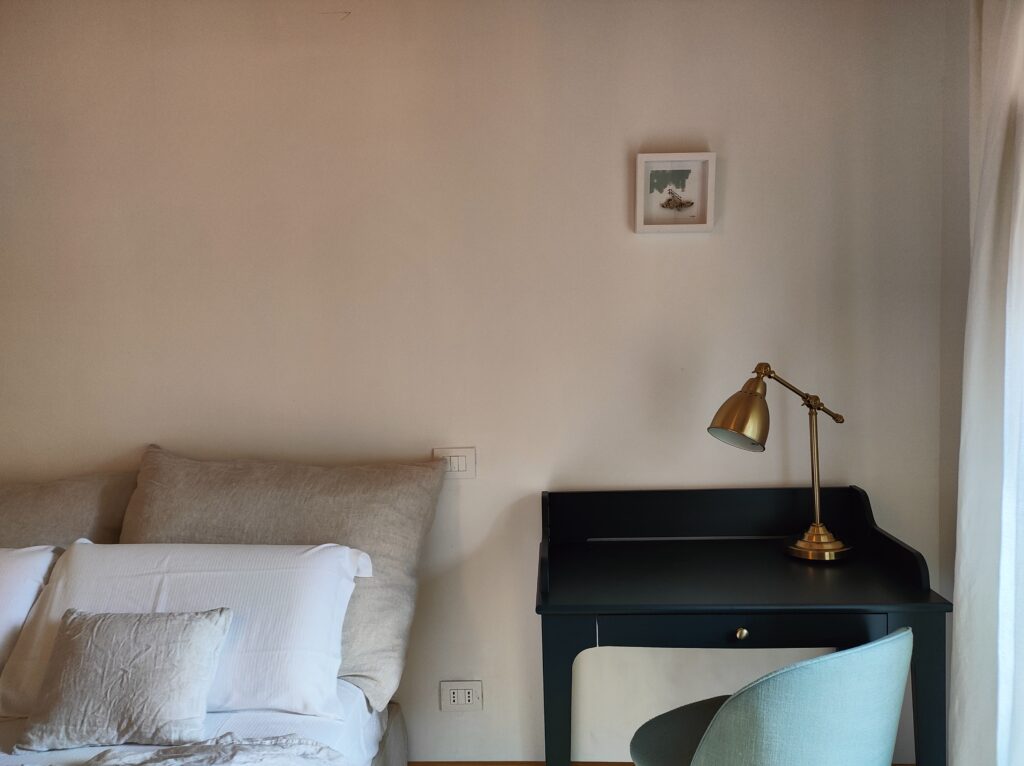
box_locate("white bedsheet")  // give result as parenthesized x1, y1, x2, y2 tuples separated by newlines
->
(0, 680, 385, 766)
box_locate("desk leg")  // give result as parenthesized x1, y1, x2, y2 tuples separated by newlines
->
(889, 611, 947, 766)
(541, 615, 596, 766)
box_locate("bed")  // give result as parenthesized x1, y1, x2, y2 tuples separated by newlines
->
(0, 681, 395, 766)
(0, 446, 444, 766)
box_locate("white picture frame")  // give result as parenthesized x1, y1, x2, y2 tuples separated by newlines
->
(635, 152, 716, 233)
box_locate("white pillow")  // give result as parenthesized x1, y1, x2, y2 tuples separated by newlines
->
(0, 547, 58, 672)
(0, 542, 371, 720)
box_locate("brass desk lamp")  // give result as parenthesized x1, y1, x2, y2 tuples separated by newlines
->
(708, 362, 851, 561)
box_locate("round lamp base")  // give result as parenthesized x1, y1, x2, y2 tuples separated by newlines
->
(787, 522, 852, 561)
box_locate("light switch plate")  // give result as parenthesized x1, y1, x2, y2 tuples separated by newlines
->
(433, 447, 477, 479)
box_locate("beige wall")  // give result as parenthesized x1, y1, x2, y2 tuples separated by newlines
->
(0, 1, 968, 762)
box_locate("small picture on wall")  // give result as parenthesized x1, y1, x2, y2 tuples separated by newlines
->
(635, 152, 716, 233)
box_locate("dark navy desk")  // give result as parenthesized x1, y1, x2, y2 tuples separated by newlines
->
(535, 487, 952, 766)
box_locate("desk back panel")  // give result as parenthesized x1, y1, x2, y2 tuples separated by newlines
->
(542, 486, 877, 541)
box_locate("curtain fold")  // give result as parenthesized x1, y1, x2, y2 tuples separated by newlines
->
(951, 1, 1024, 764)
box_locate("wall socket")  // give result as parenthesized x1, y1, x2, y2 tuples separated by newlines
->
(439, 680, 483, 712)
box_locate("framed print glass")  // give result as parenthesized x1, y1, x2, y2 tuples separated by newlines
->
(635, 152, 716, 232)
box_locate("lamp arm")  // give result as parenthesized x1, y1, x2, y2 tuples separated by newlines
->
(754, 362, 845, 424)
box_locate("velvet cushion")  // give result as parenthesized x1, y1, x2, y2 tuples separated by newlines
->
(118, 445, 445, 711)
(0, 473, 136, 548)
(18, 608, 231, 751)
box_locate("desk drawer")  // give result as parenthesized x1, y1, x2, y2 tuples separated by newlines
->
(597, 613, 887, 649)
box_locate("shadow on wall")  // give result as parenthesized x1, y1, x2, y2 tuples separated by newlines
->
(399, 491, 545, 761)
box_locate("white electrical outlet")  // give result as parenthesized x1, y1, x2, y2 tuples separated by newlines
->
(439, 680, 483, 712)
(433, 447, 477, 479)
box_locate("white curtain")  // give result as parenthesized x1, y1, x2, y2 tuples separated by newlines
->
(951, 0, 1024, 764)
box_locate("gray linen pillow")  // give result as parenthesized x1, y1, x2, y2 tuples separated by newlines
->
(0, 473, 137, 547)
(119, 445, 445, 711)
(18, 608, 231, 751)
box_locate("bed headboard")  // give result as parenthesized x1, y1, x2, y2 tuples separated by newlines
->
(0, 472, 136, 548)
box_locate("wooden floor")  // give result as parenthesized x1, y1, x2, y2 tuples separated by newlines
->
(411, 762, 914, 766)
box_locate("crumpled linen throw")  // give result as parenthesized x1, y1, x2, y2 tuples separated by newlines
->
(80, 734, 349, 765)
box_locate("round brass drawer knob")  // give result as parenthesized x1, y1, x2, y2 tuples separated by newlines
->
(735, 627, 750, 640)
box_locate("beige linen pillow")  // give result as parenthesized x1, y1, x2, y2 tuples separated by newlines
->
(119, 445, 445, 711)
(18, 608, 231, 751)
(0, 473, 136, 547)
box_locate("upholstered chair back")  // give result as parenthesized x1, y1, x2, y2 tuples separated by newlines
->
(691, 628, 913, 766)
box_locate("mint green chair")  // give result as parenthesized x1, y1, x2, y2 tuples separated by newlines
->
(630, 628, 913, 766)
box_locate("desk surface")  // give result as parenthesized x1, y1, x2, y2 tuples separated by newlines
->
(536, 486, 952, 616)
(540, 538, 950, 614)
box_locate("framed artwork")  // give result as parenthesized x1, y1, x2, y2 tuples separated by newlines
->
(635, 152, 716, 232)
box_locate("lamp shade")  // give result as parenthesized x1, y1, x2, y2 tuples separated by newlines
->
(708, 375, 770, 452)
